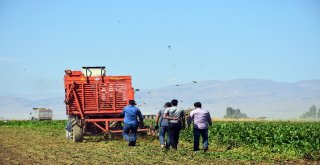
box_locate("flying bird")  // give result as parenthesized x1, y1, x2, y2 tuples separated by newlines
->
(192, 81, 198, 83)
(172, 61, 177, 68)
(168, 45, 171, 49)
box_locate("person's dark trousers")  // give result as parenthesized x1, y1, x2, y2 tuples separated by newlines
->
(193, 128, 209, 151)
(167, 123, 182, 150)
(159, 126, 169, 146)
(123, 123, 138, 146)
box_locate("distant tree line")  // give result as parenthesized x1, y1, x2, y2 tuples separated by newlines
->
(224, 107, 248, 118)
(300, 105, 320, 118)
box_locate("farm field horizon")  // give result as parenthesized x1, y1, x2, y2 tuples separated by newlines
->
(0, 120, 319, 164)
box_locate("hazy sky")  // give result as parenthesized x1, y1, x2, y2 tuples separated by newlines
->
(0, 0, 319, 99)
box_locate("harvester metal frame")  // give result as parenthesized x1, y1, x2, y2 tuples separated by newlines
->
(64, 67, 148, 142)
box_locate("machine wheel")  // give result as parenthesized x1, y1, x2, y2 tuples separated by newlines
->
(71, 118, 83, 142)
(66, 130, 71, 140)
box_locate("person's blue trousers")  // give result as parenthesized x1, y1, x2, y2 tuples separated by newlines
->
(159, 126, 169, 146)
(123, 123, 138, 143)
(193, 128, 209, 151)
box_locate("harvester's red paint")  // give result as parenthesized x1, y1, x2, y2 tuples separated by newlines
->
(64, 67, 147, 134)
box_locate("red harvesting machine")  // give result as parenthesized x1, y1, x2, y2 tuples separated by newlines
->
(64, 66, 147, 142)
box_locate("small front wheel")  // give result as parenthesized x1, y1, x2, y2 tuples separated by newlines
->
(66, 130, 71, 140)
(71, 118, 83, 142)
(72, 124, 83, 142)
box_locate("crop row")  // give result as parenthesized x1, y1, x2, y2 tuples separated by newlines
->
(180, 121, 320, 160)
(0, 120, 66, 129)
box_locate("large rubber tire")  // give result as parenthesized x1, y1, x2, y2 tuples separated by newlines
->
(72, 118, 83, 142)
(66, 130, 71, 140)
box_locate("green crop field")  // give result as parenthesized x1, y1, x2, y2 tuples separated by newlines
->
(0, 120, 319, 164)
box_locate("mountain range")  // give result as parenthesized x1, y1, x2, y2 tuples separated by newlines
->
(135, 79, 320, 119)
(0, 79, 319, 120)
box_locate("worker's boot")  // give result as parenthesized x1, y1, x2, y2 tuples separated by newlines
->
(128, 140, 135, 146)
(131, 141, 136, 146)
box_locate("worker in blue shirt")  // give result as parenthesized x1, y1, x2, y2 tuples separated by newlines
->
(122, 100, 144, 146)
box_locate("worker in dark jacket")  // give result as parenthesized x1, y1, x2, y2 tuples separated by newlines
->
(122, 100, 144, 146)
